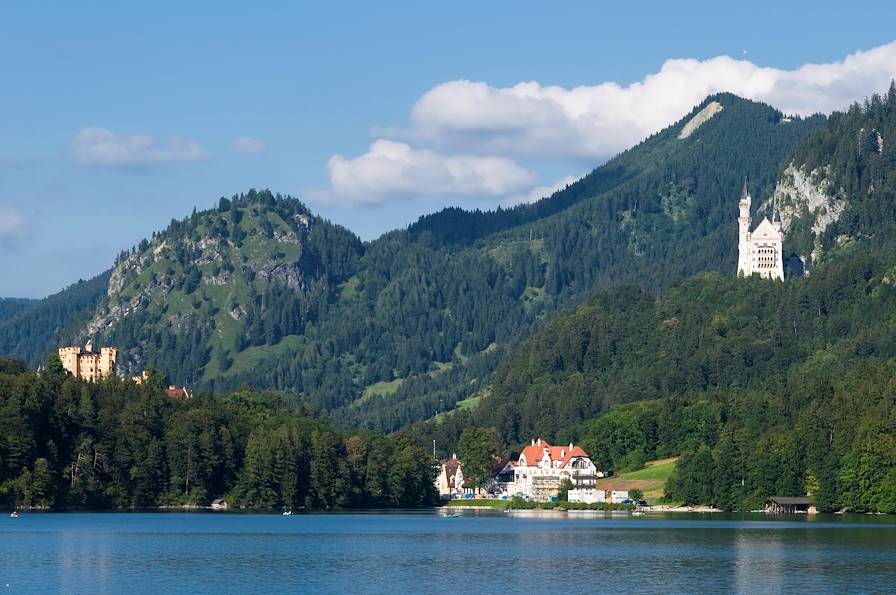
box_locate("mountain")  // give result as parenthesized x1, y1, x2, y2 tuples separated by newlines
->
(767, 82, 896, 268)
(326, 93, 824, 429)
(415, 83, 896, 513)
(0, 94, 825, 431)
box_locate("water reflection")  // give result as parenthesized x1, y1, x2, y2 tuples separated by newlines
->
(2, 512, 896, 593)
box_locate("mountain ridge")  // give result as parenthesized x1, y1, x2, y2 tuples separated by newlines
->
(0, 93, 828, 432)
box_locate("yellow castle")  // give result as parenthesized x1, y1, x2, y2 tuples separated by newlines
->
(58, 341, 117, 382)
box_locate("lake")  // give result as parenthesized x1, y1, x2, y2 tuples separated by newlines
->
(2, 510, 896, 593)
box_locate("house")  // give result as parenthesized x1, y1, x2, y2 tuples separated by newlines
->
(764, 496, 816, 514)
(435, 455, 464, 498)
(568, 489, 606, 504)
(568, 488, 630, 505)
(509, 438, 601, 502)
(489, 458, 517, 496)
(164, 385, 192, 400)
(610, 490, 630, 504)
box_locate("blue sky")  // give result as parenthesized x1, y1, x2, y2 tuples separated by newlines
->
(2, 1, 896, 298)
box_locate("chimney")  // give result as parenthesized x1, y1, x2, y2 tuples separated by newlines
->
(569, 443, 574, 451)
(561, 449, 566, 458)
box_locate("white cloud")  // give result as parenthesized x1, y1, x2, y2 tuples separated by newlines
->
(319, 41, 896, 206)
(71, 127, 208, 167)
(232, 137, 266, 154)
(396, 41, 896, 160)
(0, 206, 28, 248)
(317, 139, 535, 205)
(503, 174, 583, 207)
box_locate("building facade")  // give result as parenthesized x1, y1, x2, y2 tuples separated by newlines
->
(737, 185, 784, 280)
(435, 455, 464, 498)
(59, 341, 117, 382)
(509, 439, 601, 501)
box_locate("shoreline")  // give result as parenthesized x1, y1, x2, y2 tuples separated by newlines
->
(442, 504, 723, 514)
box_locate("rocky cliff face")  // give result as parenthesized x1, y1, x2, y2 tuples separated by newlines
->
(762, 163, 848, 265)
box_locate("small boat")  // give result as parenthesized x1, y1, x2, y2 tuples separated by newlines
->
(441, 512, 460, 518)
(282, 510, 292, 516)
(9, 511, 18, 518)
(632, 511, 646, 517)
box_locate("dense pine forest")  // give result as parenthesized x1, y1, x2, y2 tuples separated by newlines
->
(0, 357, 434, 510)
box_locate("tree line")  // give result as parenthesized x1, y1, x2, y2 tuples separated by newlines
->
(0, 356, 435, 510)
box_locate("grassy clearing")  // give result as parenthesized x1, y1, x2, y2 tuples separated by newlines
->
(617, 458, 677, 481)
(595, 457, 678, 500)
(359, 378, 404, 402)
(430, 389, 489, 423)
(223, 335, 306, 377)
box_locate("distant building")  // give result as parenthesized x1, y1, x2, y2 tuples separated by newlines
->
(59, 341, 117, 382)
(164, 386, 192, 400)
(610, 490, 630, 504)
(435, 454, 464, 498)
(436, 440, 602, 502)
(489, 458, 516, 496)
(764, 496, 816, 514)
(568, 488, 631, 505)
(132, 371, 150, 385)
(568, 488, 606, 504)
(509, 438, 601, 502)
(737, 183, 784, 280)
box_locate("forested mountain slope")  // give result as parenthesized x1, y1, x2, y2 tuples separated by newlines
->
(768, 81, 896, 267)
(0, 298, 36, 322)
(425, 252, 896, 513)
(0, 275, 110, 365)
(417, 86, 896, 512)
(0, 94, 824, 431)
(325, 94, 824, 429)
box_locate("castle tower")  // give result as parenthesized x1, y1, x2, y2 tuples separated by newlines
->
(737, 182, 752, 276)
(98, 347, 118, 378)
(58, 345, 82, 378)
(736, 183, 784, 280)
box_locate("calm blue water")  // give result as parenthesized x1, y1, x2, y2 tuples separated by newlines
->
(2, 510, 896, 594)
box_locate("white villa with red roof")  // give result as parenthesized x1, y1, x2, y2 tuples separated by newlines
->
(503, 438, 602, 501)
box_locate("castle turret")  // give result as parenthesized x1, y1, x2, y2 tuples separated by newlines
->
(737, 182, 752, 276)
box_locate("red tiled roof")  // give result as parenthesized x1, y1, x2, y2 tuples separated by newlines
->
(164, 386, 190, 399)
(518, 439, 590, 468)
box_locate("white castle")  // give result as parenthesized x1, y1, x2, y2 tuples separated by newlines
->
(737, 184, 784, 280)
